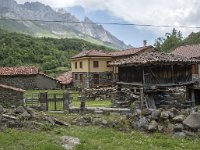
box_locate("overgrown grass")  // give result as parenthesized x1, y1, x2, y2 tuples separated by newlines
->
(1, 125, 200, 150)
(0, 129, 65, 150)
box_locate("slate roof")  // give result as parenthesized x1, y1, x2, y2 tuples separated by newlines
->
(57, 72, 72, 85)
(0, 67, 39, 75)
(0, 84, 25, 92)
(110, 50, 199, 66)
(172, 44, 200, 58)
(71, 50, 111, 59)
(109, 46, 153, 57)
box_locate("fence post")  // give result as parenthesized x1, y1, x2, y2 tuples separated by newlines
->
(54, 94, 57, 111)
(63, 92, 71, 111)
(39, 92, 48, 111)
(79, 96, 86, 111)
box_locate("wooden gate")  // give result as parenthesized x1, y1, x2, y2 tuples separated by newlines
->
(24, 92, 67, 111)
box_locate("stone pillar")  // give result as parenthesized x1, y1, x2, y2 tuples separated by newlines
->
(39, 92, 48, 111)
(63, 92, 72, 111)
(140, 88, 144, 109)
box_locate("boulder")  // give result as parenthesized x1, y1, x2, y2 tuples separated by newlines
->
(160, 111, 169, 119)
(158, 125, 164, 132)
(148, 120, 158, 132)
(132, 117, 148, 130)
(142, 109, 152, 116)
(172, 115, 185, 123)
(183, 113, 200, 129)
(173, 123, 183, 132)
(173, 132, 186, 138)
(61, 136, 80, 150)
(102, 120, 108, 126)
(26, 107, 36, 118)
(151, 109, 160, 120)
(14, 106, 25, 114)
(21, 111, 31, 119)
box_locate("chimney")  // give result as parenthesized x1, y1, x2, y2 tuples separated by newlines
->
(143, 40, 147, 47)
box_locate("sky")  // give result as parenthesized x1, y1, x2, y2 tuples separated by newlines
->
(15, 0, 200, 47)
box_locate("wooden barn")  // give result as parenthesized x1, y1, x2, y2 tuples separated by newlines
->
(110, 50, 200, 109)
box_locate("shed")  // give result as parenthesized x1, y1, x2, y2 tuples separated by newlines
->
(0, 67, 61, 89)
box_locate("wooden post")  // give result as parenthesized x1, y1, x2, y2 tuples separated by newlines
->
(54, 94, 57, 111)
(191, 90, 195, 107)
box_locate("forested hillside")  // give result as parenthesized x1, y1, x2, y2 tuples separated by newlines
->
(154, 29, 200, 52)
(0, 29, 112, 75)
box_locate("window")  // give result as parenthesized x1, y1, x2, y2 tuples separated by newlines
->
(75, 74, 78, 80)
(107, 61, 111, 67)
(192, 64, 198, 74)
(80, 62, 83, 68)
(93, 61, 99, 68)
(75, 62, 77, 69)
(80, 74, 83, 82)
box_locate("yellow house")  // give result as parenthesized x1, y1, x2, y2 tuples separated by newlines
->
(71, 45, 154, 88)
(71, 50, 113, 88)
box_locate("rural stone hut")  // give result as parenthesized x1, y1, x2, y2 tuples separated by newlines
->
(56, 71, 73, 89)
(0, 67, 60, 90)
(0, 84, 25, 108)
(110, 50, 200, 109)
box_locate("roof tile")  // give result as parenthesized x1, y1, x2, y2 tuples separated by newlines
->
(0, 67, 39, 75)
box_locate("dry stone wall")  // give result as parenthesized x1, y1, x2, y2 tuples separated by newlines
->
(0, 87, 24, 108)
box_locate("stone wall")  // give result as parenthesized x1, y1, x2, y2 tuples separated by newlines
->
(0, 74, 59, 90)
(0, 75, 37, 89)
(73, 72, 113, 89)
(0, 87, 24, 108)
(36, 74, 59, 89)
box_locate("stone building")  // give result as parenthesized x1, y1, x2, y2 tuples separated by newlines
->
(110, 50, 200, 109)
(71, 45, 154, 89)
(0, 84, 25, 107)
(71, 50, 113, 88)
(0, 67, 60, 89)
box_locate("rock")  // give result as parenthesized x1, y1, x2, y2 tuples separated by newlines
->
(132, 117, 148, 130)
(102, 120, 108, 126)
(184, 131, 196, 137)
(173, 132, 186, 138)
(2, 114, 17, 120)
(148, 120, 158, 132)
(61, 136, 80, 150)
(21, 111, 31, 119)
(14, 106, 25, 114)
(160, 111, 169, 119)
(158, 125, 164, 132)
(183, 113, 200, 129)
(135, 109, 142, 116)
(169, 107, 180, 116)
(26, 107, 36, 118)
(173, 123, 183, 132)
(54, 118, 70, 127)
(151, 109, 160, 120)
(46, 116, 55, 125)
(142, 109, 152, 116)
(0, 105, 4, 114)
(167, 123, 174, 133)
(172, 115, 185, 123)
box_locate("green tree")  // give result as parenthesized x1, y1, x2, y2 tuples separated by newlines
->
(154, 28, 183, 52)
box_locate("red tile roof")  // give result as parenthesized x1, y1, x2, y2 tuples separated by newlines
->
(57, 72, 72, 85)
(0, 84, 25, 92)
(109, 46, 153, 57)
(110, 50, 199, 66)
(0, 67, 39, 75)
(172, 44, 200, 58)
(71, 50, 112, 59)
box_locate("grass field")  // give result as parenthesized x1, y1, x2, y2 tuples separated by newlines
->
(1, 112, 200, 150)
(25, 90, 112, 109)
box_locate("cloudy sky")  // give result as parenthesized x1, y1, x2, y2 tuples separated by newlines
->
(15, 0, 200, 47)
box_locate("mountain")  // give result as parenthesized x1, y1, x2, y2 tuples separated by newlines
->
(0, 0, 129, 49)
